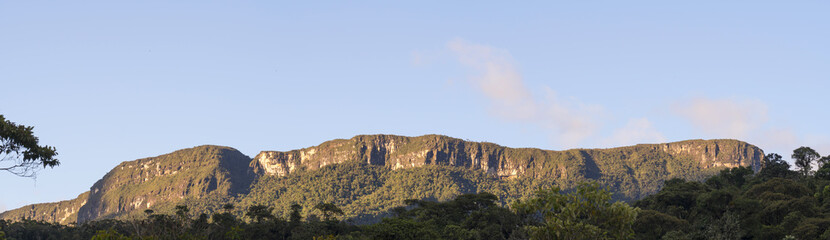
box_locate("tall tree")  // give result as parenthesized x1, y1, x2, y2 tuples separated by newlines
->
(313, 202, 344, 222)
(245, 204, 275, 223)
(289, 203, 303, 224)
(513, 182, 639, 240)
(0, 115, 58, 177)
(792, 147, 820, 176)
(759, 153, 795, 179)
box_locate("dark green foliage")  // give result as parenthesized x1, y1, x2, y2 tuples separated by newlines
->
(0, 114, 58, 177)
(0, 193, 522, 239)
(238, 161, 545, 224)
(819, 155, 830, 169)
(73, 145, 256, 223)
(245, 204, 275, 223)
(360, 217, 439, 240)
(513, 182, 639, 240)
(236, 155, 728, 226)
(174, 205, 189, 219)
(0, 206, 352, 240)
(357, 192, 520, 239)
(313, 202, 344, 221)
(253, 135, 761, 203)
(705, 167, 753, 190)
(288, 203, 302, 224)
(16, 157, 830, 240)
(633, 150, 830, 239)
(633, 210, 687, 240)
(744, 178, 811, 202)
(3, 135, 760, 225)
(793, 146, 820, 176)
(758, 153, 798, 180)
(0, 135, 785, 239)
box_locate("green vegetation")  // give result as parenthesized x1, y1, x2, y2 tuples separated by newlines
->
(2, 135, 764, 227)
(514, 182, 638, 239)
(10, 144, 830, 239)
(0, 114, 58, 177)
(0, 185, 632, 240)
(254, 135, 762, 202)
(232, 135, 761, 225)
(75, 145, 255, 222)
(237, 161, 558, 224)
(632, 149, 830, 239)
(0, 145, 255, 224)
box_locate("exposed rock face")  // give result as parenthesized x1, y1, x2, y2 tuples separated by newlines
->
(0, 145, 254, 224)
(1, 135, 765, 224)
(0, 192, 89, 225)
(659, 140, 764, 171)
(76, 145, 254, 223)
(252, 135, 764, 179)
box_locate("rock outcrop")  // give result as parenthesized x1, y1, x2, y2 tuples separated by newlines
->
(1, 135, 765, 224)
(252, 135, 763, 179)
(0, 192, 89, 225)
(75, 145, 255, 223)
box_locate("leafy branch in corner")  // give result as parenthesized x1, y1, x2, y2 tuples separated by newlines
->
(0, 114, 58, 177)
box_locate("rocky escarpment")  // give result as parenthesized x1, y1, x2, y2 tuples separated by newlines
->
(2, 135, 766, 224)
(76, 145, 255, 223)
(252, 135, 763, 179)
(0, 145, 255, 224)
(0, 192, 89, 225)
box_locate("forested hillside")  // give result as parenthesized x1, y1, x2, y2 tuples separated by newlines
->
(632, 150, 830, 239)
(0, 145, 255, 224)
(4, 149, 830, 239)
(1, 135, 763, 225)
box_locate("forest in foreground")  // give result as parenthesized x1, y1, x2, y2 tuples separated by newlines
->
(3, 147, 830, 240)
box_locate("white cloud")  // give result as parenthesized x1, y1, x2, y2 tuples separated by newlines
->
(603, 118, 667, 147)
(674, 97, 768, 139)
(752, 128, 798, 153)
(447, 39, 604, 148)
(447, 39, 537, 120)
(443, 39, 828, 155)
(671, 96, 830, 159)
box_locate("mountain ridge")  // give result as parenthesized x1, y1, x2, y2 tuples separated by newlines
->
(252, 134, 763, 179)
(1, 134, 764, 224)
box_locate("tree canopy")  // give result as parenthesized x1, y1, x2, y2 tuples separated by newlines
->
(793, 146, 820, 176)
(513, 182, 639, 240)
(0, 114, 58, 177)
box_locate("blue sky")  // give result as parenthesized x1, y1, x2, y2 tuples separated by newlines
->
(1, 1, 828, 211)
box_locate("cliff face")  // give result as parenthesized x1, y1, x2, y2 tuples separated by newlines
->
(658, 139, 764, 170)
(251, 135, 763, 200)
(252, 135, 763, 179)
(2, 135, 765, 224)
(0, 145, 254, 224)
(0, 192, 89, 225)
(76, 145, 255, 223)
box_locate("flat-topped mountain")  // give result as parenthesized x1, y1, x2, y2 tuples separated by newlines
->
(1, 135, 764, 224)
(253, 135, 763, 179)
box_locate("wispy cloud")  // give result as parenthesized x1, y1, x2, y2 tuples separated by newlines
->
(444, 39, 830, 155)
(671, 96, 829, 157)
(448, 38, 611, 148)
(447, 39, 538, 120)
(753, 128, 798, 153)
(603, 118, 666, 147)
(673, 97, 768, 139)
